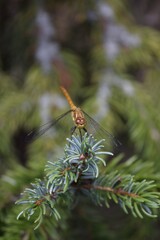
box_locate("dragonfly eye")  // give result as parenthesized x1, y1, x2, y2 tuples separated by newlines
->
(76, 117, 85, 126)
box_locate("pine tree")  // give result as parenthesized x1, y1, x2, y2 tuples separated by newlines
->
(0, 0, 160, 239)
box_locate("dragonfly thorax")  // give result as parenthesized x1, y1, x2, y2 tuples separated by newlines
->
(72, 107, 86, 128)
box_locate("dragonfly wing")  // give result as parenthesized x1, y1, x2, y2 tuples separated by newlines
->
(82, 110, 121, 147)
(27, 110, 72, 141)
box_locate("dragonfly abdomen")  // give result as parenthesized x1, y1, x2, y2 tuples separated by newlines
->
(60, 86, 76, 110)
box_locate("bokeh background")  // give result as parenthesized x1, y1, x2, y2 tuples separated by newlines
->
(0, 0, 160, 239)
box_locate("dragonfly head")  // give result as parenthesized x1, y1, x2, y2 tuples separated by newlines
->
(75, 117, 86, 128)
(72, 108, 86, 128)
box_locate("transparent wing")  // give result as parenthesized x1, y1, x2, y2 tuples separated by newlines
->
(82, 110, 121, 148)
(27, 110, 72, 141)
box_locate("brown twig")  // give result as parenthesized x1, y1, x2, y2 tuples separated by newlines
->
(81, 184, 139, 198)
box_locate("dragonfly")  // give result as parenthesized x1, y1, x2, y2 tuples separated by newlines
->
(28, 86, 120, 148)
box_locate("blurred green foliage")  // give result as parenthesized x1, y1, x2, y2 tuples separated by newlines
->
(0, 0, 160, 239)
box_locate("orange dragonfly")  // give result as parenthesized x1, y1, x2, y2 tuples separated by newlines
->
(29, 86, 120, 147)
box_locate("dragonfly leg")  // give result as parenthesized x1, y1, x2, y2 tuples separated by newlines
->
(83, 127, 88, 133)
(71, 126, 77, 135)
(83, 127, 89, 137)
(79, 128, 83, 141)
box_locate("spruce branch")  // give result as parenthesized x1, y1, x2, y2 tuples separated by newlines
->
(85, 174, 160, 218)
(16, 179, 61, 229)
(16, 133, 160, 229)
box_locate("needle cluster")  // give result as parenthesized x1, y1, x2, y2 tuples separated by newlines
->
(16, 133, 160, 229)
